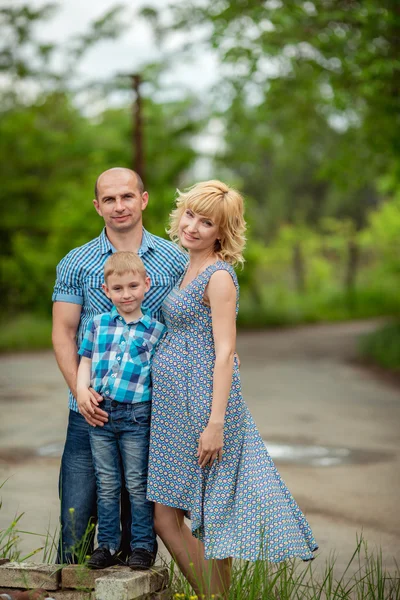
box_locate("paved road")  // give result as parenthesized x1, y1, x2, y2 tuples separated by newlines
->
(0, 320, 399, 576)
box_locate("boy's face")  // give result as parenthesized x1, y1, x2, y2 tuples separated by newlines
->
(102, 270, 150, 320)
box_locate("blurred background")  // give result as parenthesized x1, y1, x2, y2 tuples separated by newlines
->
(0, 0, 399, 572)
(1, 0, 399, 364)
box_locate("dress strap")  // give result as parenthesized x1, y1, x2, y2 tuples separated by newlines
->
(196, 261, 239, 307)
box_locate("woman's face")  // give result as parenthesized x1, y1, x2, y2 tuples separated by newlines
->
(179, 207, 220, 252)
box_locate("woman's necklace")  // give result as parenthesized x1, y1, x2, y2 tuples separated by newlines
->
(188, 255, 213, 277)
(181, 253, 215, 289)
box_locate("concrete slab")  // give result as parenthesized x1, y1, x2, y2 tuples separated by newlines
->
(0, 562, 61, 590)
(94, 567, 167, 600)
(61, 565, 130, 591)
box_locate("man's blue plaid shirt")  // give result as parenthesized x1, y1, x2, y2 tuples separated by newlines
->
(52, 227, 187, 411)
(78, 306, 166, 404)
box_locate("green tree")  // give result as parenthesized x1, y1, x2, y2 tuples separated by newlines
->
(0, 3, 201, 317)
(154, 0, 399, 160)
(0, 2, 128, 92)
(142, 0, 399, 296)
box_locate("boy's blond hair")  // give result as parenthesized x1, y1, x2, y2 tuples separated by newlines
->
(168, 180, 246, 266)
(104, 251, 147, 282)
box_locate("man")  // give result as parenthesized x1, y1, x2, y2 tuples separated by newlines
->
(52, 167, 187, 562)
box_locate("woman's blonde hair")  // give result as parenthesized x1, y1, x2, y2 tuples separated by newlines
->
(168, 180, 246, 266)
(104, 251, 147, 282)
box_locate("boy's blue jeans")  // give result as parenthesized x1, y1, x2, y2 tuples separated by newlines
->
(89, 399, 155, 554)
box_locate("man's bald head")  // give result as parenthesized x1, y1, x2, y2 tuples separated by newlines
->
(95, 168, 144, 199)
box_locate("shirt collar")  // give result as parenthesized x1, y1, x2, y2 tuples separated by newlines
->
(111, 305, 152, 329)
(138, 228, 156, 256)
(99, 228, 114, 255)
(98, 227, 155, 256)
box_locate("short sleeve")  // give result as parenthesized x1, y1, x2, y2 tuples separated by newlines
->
(78, 318, 96, 358)
(150, 321, 166, 354)
(52, 251, 84, 305)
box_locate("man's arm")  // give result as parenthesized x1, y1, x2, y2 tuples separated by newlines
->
(52, 302, 82, 398)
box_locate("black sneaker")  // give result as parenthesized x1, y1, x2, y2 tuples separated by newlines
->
(87, 547, 119, 569)
(128, 548, 155, 570)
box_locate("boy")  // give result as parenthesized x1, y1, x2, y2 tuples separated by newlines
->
(76, 251, 165, 570)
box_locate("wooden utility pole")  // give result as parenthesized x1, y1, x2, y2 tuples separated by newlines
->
(131, 74, 144, 182)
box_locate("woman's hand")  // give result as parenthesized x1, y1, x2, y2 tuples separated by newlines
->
(197, 421, 224, 467)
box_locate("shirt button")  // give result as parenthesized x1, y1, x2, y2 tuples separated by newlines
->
(117, 356, 121, 361)
(112, 373, 117, 378)
(105, 389, 110, 394)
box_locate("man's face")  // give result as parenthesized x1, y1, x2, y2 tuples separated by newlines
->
(93, 171, 148, 233)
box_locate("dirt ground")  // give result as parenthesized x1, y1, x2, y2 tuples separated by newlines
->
(0, 319, 399, 576)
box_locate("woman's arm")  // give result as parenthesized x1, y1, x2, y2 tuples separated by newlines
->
(197, 270, 237, 467)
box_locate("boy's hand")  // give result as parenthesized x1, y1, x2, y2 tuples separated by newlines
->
(77, 387, 108, 427)
(88, 387, 109, 426)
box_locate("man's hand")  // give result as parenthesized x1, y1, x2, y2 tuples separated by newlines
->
(77, 387, 108, 427)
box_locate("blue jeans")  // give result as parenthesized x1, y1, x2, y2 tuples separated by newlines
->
(89, 400, 155, 554)
(58, 410, 97, 563)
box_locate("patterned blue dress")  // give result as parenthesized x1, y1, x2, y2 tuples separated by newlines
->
(147, 261, 318, 561)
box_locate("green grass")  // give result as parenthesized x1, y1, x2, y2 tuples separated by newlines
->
(0, 313, 52, 353)
(57, 507, 96, 565)
(358, 322, 400, 371)
(167, 536, 400, 599)
(1, 493, 399, 599)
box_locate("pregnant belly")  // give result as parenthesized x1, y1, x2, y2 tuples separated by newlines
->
(152, 336, 186, 378)
(153, 337, 215, 384)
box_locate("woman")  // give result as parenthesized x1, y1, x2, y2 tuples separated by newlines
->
(147, 181, 317, 597)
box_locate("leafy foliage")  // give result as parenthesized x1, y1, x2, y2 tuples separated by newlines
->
(1, 1, 400, 362)
(359, 322, 400, 371)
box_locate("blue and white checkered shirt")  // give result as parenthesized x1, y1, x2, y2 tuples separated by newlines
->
(78, 306, 165, 404)
(52, 227, 187, 411)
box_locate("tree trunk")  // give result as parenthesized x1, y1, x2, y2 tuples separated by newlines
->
(344, 239, 359, 311)
(292, 241, 306, 293)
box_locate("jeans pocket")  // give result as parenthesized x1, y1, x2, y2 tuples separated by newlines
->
(131, 401, 151, 425)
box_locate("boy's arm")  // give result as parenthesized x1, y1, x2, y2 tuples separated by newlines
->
(53, 303, 107, 425)
(77, 317, 108, 427)
(76, 357, 103, 427)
